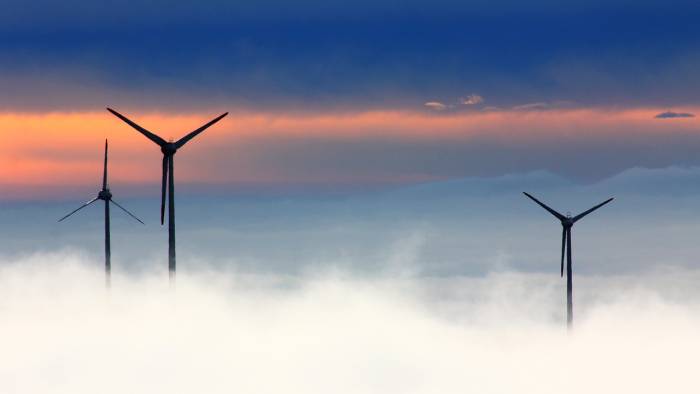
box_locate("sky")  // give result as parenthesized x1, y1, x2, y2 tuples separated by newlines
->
(0, 0, 697, 290)
(0, 0, 698, 299)
(2, 2, 700, 390)
(1, 0, 700, 194)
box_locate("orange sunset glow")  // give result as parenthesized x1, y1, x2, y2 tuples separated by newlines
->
(0, 107, 697, 195)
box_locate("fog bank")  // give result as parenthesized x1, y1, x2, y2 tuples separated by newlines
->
(1, 254, 698, 394)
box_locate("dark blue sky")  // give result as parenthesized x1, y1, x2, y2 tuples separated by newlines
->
(2, 0, 699, 110)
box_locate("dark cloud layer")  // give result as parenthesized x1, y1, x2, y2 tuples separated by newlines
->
(5, 1, 698, 28)
(655, 111, 695, 119)
(1, 1, 699, 110)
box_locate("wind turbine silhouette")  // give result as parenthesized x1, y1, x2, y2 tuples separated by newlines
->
(59, 140, 144, 288)
(523, 192, 613, 329)
(106, 108, 228, 283)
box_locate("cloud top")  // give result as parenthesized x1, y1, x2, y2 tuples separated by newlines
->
(1, 254, 700, 393)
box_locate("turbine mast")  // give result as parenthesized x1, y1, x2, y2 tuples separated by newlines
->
(168, 155, 176, 283)
(566, 227, 573, 329)
(105, 197, 111, 288)
(104, 139, 111, 288)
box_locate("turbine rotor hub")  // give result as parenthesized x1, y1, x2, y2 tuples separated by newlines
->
(98, 190, 112, 200)
(161, 143, 177, 155)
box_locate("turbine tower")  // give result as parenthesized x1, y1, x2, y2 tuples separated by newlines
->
(106, 108, 228, 283)
(59, 140, 144, 287)
(523, 192, 613, 329)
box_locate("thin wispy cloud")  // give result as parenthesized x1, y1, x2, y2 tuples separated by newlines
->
(654, 111, 695, 119)
(511, 101, 575, 111)
(513, 102, 550, 110)
(424, 101, 447, 111)
(461, 94, 484, 105)
(425, 95, 483, 112)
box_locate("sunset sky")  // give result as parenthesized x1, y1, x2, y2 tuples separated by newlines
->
(0, 0, 698, 277)
(1, 0, 700, 199)
(4, 3, 700, 391)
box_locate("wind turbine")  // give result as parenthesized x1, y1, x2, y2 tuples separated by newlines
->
(59, 140, 144, 287)
(523, 192, 613, 329)
(106, 108, 228, 283)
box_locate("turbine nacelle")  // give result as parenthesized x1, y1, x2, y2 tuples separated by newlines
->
(98, 189, 112, 201)
(561, 214, 574, 227)
(161, 143, 177, 156)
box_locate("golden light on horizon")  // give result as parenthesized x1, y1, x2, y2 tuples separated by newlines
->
(0, 107, 696, 190)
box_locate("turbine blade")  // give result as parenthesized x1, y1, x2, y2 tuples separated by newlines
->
(103, 139, 108, 190)
(161, 155, 168, 225)
(110, 199, 145, 224)
(58, 197, 99, 222)
(106, 108, 167, 146)
(561, 226, 566, 277)
(174, 112, 228, 149)
(522, 192, 566, 221)
(572, 197, 614, 223)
